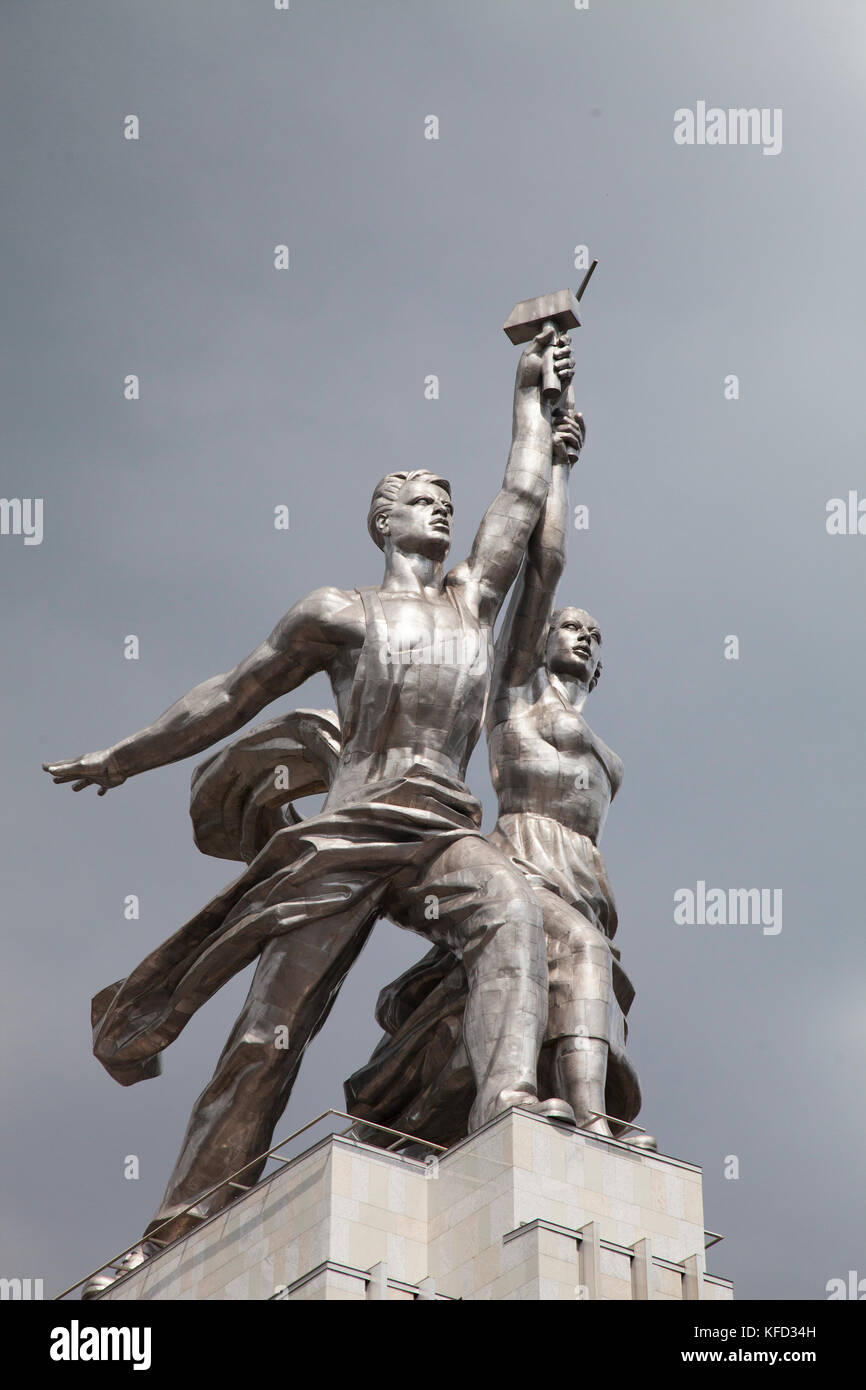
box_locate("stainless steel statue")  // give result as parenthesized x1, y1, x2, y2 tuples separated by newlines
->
(345, 445, 653, 1149)
(43, 322, 585, 1284)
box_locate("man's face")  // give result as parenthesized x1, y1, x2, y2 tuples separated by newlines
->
(546, 607, 601, 685)
(382, 478, 453, 560)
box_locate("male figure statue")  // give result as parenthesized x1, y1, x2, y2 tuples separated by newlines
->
(44, 328, 582, 1276)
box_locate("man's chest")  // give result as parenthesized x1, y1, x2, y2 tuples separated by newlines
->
(381, 595, 478, 651)
(329, 590, 487, 687)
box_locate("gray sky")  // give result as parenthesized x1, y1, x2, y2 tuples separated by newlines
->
(2, 0, 864, 1301)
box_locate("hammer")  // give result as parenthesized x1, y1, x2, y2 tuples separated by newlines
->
(503, 259, 598, 410)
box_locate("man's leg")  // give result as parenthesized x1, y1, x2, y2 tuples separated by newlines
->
(144, 903, 376, 1247)
(387, 836, 564, 1131)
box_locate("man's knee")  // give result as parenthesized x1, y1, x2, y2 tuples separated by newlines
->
(480, 861, 539, 918)
(456, 865, 545, 973)
(392, 838, 546, 972)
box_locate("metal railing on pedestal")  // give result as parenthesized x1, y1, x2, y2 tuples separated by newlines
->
(54, 1109, 445, 1301)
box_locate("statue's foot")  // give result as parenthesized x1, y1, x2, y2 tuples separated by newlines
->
(622, 1132, 658, 1152)
(506, 1094, 577, 1126)
(81, 1240, 161, 1300)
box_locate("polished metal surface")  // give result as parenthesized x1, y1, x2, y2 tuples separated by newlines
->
(44, 316, 583, 1265)
(345, 325, 649, 1149)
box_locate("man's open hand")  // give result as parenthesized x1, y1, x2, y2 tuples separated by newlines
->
(42, 749, 127, 796)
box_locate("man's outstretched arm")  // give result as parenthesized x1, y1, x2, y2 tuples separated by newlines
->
(488, 413, 584, 717)
(449, 329, 574, 622)
(43, 587, 350, 794)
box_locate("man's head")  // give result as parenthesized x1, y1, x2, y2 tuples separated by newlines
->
(546, 606, 602, 690)
(367, 470, 453, 560)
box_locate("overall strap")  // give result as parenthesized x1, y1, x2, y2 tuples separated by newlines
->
(338, 588, 379, 750)
(445, 581, 492, 734)
(340, 587, 405, 759)
(363, 588, 407, 756)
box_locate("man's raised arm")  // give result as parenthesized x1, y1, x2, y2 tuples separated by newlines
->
(449, 329, 574, 622)
(487, 413, 584, 720)
(42, 587, 350, 795)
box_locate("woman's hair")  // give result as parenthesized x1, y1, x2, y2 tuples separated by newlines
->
(367, 469, 452, 550)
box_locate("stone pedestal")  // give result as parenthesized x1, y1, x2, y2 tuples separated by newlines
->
(98, 1108, 732, 1301)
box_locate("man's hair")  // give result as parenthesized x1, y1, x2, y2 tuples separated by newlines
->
(367, 469, 452, 551)
(549, 607, 603, 691)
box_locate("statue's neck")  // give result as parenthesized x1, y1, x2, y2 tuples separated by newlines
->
(548, 671, 590, 715)
(381, 548, 445, 595)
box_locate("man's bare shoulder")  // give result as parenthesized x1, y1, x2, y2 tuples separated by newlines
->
(302, 585, 361, 618)
(271, 585, 364, 648)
